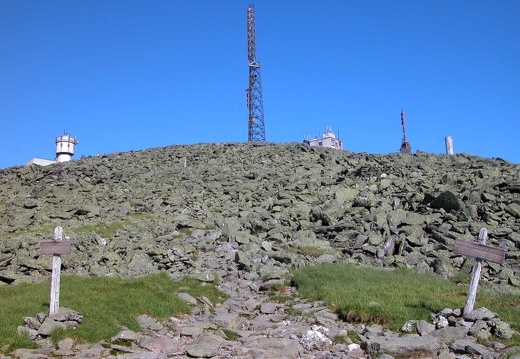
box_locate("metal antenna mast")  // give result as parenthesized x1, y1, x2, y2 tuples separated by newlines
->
(400, 108, 412, 154)
(246, 4, 266, 142)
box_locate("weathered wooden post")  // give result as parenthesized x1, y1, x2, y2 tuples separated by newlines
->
(38, 226, 71, 315)
(454, 228, 506, 318)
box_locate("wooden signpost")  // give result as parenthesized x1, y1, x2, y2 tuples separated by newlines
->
(454, 228, 507, 318)
(38, 226, 71, 315)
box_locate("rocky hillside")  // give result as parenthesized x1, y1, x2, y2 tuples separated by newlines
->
(0, 142, 519, 289)
(2, 142, 520, 358)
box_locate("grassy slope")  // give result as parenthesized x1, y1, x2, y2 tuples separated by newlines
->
(293, 263, 520, 334)
(0, 273, 227, 352)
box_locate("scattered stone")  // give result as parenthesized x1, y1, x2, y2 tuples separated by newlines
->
(417, 320, 436, 336)
(212, 312, 240, 329)
(300, 325, 332, 350)
(185, 333, 224, 358)
(260, 302, 277, 314)
(137, 335, 185, 356)
(11, 349, 49, 359)
(111, 329, 139, 343)
(464, 307, 496, 321)
(177, 292, 198, 305)
(450, 339, 494, 358)
(401, 320, 417, 333)
(493, 320, 515, 339)
(37, 318, 67, 336)
(136, 315, 163, 331)
(362, 334, 447, 357)
(180, 326, 204, 337)
(240, 337, 301, 358)
(57, 338, 75, 351)
(430, 326, 470, 344)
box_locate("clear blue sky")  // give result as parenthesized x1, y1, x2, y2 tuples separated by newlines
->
(1, 0, 519, 168)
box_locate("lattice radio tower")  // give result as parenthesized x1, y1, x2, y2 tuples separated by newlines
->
(246, 4, 266, 142)
(400, 108, 412, 154)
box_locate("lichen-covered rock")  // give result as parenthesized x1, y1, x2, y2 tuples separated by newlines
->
(492, 320, 516, 339)
(431, 191, 462, 212)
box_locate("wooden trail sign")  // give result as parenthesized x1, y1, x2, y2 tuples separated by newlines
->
(39, 227, 71, 315)
(38, 240, 71, 256)
(455, 228, 507, 318)
(454, 239, 505, 264)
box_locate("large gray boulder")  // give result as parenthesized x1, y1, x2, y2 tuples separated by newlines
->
(362, 334, 447, 357)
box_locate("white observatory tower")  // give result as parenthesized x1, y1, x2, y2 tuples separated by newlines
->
(55, 132, 78, 163)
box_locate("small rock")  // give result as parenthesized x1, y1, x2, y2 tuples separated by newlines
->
(57, 337, 75, 351)
(450, 339, 494, 358)
(362, 334, 447, 357)
(111, 329, 140, 342)
(493, 320, 515, 339)
(401, 320, 417, 333)
(430, 326, 469, 344)
(177, 292, 198, 305)
(212, 312, 240, 329)
(11, 349, 49, 359)
(260, 302, 277, 314)
(417, 320, 436, 336)
(36, 313, 47, 324)
(23, 317, 41, 330)
(136, 315, 163, 331)
(434, 315, 449, 329)
(261, 241, 272, 251)
(181, 326, 204, 337)
(37, 318, 67, 336)
(463, 307, 496, 321)
(185, 333, 224, 358)
(300, 325, 332, 350)
(243, 297, 261, 311)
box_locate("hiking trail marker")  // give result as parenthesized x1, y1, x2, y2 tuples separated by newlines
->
(38, 226, 71, 315)
(454, 228, 506, 318)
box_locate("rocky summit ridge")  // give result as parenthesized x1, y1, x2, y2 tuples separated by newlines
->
(0, 142, 519, 358)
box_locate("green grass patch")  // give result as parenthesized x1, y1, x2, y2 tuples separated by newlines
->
(451, 272, 472, 284)
(332, 333, 352, 345)
(264, 280, 295, 303)
(296, 245, 325, 258)
(75, 220, 136, 238)
(271, 294, 295, 303)
(127, 213, 157, 220)
(33, 224, 59, 233)
(222, 329, 240, 341)
(292, 263, 520, 333)
(0, 223, 61, 238)
(0, 273, 227, 352)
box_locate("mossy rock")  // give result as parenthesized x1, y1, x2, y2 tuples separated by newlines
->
(430, 191, 461, 212)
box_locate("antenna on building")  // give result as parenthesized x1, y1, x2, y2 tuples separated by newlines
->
(303, 126, 343, 150)
(400, 108, 412, 154)
(55, 131, 78, 162)
(246, 4, 266, 142)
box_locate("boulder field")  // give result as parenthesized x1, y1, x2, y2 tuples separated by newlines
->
(0, 142, 519, 358)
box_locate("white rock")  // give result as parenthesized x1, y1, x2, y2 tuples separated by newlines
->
(299, 325, 332, 350)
